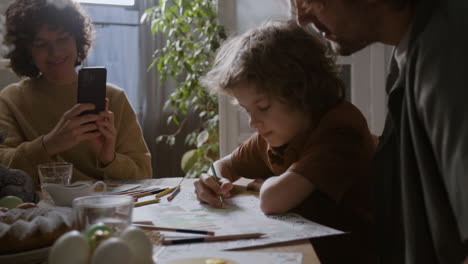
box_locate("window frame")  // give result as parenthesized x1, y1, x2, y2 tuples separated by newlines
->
(74, 0, 135, 7)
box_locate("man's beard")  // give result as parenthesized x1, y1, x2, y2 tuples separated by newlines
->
(328, 37, 374, 56)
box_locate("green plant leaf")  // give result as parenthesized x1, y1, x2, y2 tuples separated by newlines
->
(156, 135, 164, 143)
(145, 0, 225, 177)
(160, 0, 166, 13)
(181, 149, 197, 173)
(196, 130, 209, 148)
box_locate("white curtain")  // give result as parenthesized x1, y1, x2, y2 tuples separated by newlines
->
(84, 1, 191, 178)
(84, 5, 140, 111)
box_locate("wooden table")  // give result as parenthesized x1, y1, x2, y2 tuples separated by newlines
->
(124, 177, 321, 264)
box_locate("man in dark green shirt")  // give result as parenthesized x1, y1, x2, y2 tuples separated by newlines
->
(293, 0, 468, 263)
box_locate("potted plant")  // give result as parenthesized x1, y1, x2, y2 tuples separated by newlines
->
(142, 0, 226, 177)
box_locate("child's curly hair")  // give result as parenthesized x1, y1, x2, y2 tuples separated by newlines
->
(4, 0, 94, 78)
(202, 20, 345, 120)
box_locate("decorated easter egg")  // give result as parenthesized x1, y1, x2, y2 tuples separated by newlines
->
(120, 226, 153, 264)
(0, 195, 23, 209)
(83, 222, 114, 251)
(49, 230, 89, 264)
(91, 237, 132, 264)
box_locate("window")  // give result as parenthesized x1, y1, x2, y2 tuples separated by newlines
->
(81, 4, 142, 118)
(74, 0, 134, 6)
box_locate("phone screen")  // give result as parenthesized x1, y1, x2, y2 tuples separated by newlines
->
(77, 67, 107, 115)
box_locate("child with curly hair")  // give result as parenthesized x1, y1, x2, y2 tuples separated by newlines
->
(194, 20, 376, 263)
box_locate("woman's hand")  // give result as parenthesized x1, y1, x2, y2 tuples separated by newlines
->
(43, 104, 101, 156)
(89, 98, 116, 166)
(194, 172, 234, 208)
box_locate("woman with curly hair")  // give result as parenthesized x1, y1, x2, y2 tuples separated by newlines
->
(194, 20, 376, 263)
(0, 0, 152, 183)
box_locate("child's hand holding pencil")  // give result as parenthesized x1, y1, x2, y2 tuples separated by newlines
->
(210, 164, 225, 207)
(193, 164, 233, 208)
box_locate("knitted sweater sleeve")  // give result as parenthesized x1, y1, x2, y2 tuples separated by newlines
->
(97, 88, 152, 180)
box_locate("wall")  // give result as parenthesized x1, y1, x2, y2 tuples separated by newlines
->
(0, 63, 20, 89)
(0, 0, 21, 90)
(238, 0, 290, 28)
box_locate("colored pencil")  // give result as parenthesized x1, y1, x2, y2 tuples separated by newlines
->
(155, 185, 179, 198)
(135, 198, 160, 207)
(132, 223, 215, 236)
(167, 186, 181, 201)
(132, 188, 167, 198)
(106, 184, 123, 187)
(210, 164, 224, 207)
(114, 187, 162, 195)
(162, 232, 265, 245)
(123, 187, 159, 194)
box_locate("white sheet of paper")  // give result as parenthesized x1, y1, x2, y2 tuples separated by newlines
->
(156, 250, 302, 264)
(133, 188, 343, 251)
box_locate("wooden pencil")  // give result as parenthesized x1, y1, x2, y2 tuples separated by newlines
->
(106, 184, 123, 187)
(155, 185, 179, 198)
(132, 223, 215, 236)
(114, 187, 162, 195)
(167, 186, 181, 201)
(210, 164, 224, 207)
(162, 232, 265, 245)
(134, 198, 160, 207)
(133, 188, 167, 198)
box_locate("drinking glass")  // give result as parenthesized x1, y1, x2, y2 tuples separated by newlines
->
(73, 195, 134, 234)
(38, 162, 72, 203)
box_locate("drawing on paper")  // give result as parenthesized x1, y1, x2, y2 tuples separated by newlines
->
(133, 186, 343, 252)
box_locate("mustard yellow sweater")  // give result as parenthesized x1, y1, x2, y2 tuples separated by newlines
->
(0, 78, 152, 184)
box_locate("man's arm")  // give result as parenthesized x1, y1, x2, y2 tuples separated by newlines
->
(465, 240, 468, 264)
(412, 16, 468, 246)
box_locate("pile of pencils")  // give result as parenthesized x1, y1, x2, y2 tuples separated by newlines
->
(114, 185, 181, 207)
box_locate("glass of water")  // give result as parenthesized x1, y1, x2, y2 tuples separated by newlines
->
(38, 162, 72, 203)
(73, 195, 134, 234)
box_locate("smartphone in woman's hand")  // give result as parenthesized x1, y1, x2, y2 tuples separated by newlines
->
(77, 67, 107, 116)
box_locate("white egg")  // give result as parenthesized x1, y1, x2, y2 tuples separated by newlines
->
(49, 230, 89, 264)
(120, 226, 153, 264)
(91, 237, 133, 264)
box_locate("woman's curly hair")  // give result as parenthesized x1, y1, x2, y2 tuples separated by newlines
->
(4, 0, 94, 78)
(202, 20, 345, 121)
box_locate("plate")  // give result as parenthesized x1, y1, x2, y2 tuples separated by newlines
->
(0, 247, 50, 264)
